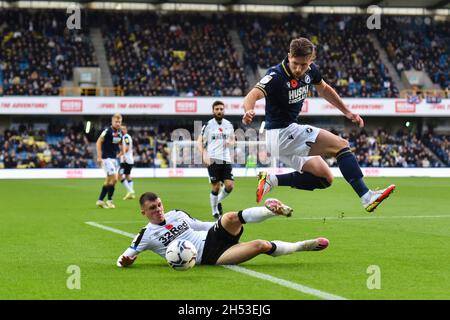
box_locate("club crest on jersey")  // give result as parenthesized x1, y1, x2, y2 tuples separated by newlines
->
(304, 75, 311, 84)
(112, 131, 122, 144)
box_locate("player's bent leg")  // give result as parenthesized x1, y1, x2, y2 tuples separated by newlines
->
(308, 129, 396, 211)
(308, 129, 349, 157)
(269, 238, 330, 257)
(211, 182, 221, 194)
(221, 200, 293, 235)
(216, 240, 273, 265)
(301, 156, 333, 186)
(272, 156, 332, 192)
(220, 212, 243, 236)
(210, 182, 221, 219)
(223, 180, 234, 192)
(218, 179, 233, 205)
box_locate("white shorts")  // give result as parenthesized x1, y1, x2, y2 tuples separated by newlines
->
(102, 158, 119, 176)
(266, 123, 321, 172)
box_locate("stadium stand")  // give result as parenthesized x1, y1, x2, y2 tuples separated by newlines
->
(100, 12, 248, 97)
(238, 14, 399, 98)
(2, 10, 448, 98)
(377, 16, 449, 91)
(422, 131, 450, 166)
(333, 128, 445, 168)
(1, 123, 447, 169)
(0, 9, 98, 96)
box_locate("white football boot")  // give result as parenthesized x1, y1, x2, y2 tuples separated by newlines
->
(256, 171, 274, 203)
(363, 184, 396, 212)
(264, 198, 293, 217)
(96, 200, 109, 209)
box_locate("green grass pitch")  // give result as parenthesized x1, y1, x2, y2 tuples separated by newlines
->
(0, 177, 449, 300)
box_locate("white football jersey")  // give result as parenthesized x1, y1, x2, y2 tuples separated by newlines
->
(120, 133, 134, 164)
(201, 118, 234, 163)
(118, 210, 214, 265)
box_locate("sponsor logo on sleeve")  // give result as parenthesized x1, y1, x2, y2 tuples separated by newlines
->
(259, 75, 272, 85)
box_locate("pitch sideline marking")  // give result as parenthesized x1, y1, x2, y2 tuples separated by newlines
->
(85, 221, 348, 300)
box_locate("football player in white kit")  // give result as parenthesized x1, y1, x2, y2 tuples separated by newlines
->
(197, 101, 235, 220)
(119, 124, 135, 200)
(117, 192, 329, 267)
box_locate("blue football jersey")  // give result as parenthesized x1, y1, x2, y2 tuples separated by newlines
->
(99, 127, 123, 159)
(255, 57, 323, 129)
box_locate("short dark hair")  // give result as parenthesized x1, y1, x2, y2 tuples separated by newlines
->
(212, 100, 224, 110)
(139, 192, 159, 206)
(289, 38, 316, 59)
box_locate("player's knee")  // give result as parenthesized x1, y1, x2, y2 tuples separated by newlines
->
(324, 173, 333, 186)
(225, 184, 234, 193)
(222, 212, 240, 225)
(318, 176, 332, 189)
(337, 137, 349, 150)
(253, 240, 272, 253)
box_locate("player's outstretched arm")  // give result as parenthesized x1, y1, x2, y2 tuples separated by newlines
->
(242, 88, 264, 125)
(117, 248, 139, 268)
(314, 80, 364, 128)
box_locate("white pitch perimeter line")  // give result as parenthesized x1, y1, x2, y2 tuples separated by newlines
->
(85, 221, 347, 301)
(85, 221, 136, 238)
(222, 265, 346, 300)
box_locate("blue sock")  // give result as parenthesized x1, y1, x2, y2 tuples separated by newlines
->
(336, 147, 369, 197)
(99, 185, 108, 201)
(276, 172, 331, 190)
(107, 185, 115, 200)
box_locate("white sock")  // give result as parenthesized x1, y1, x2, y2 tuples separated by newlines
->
(122, 180, 132, 193)
(269, 240, 301, 257)
(240, 207, 275, 224)
(218, 188, 230, 202)
(128, 180, 134, 193)
(268, 174, 278, 187)
(210, 192, 219, 215)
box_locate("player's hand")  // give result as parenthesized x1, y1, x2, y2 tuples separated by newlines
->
(118, 255, 136, 267)
(96, 158, 103, 167)
(345, 112, 364, 128)
(242, 110, 255, 125)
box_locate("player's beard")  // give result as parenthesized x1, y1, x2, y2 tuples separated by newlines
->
(214, 114, 223, 123)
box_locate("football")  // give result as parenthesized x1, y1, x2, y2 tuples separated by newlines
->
(165, 239, 198, 271)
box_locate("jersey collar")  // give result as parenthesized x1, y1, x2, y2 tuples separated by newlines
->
(282, 56, 312, 81)
(158, 219, 166, 226)
(281, 56, 294, 79)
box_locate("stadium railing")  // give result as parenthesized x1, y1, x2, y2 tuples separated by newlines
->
(400, 89, 448, 104)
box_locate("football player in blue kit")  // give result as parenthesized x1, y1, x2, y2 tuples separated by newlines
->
(242, 38, 395, 212)
(96, 113, 123, 209)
